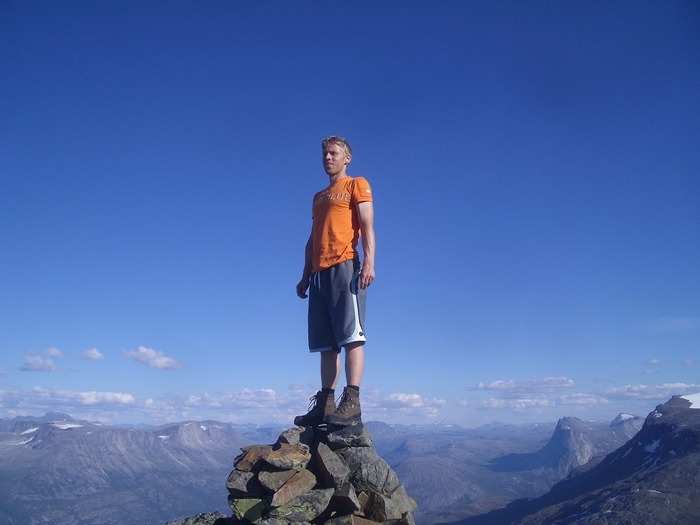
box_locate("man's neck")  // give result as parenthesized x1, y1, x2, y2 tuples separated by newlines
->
(327, 171, 349, 185)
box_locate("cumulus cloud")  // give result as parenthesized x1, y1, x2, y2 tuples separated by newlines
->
(46, 347, 63, 358)
(362, 391, 446, 419)
(125, 346, 180, 369)
(605, 383, 700, 400)
(19, 354, 56, 372)
(82, 347, 104, 360)
(558, 393, 609, 406)
(0, 387, 136, 414)
(474, 376, 576, 394)
(185, 389, 282, 410)
(480, 397, 553, 409)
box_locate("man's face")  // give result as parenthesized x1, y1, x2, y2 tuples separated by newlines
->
(322, 143, 350, 176)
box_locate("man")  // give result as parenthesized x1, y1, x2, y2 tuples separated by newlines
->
(295, 135, 375, 427)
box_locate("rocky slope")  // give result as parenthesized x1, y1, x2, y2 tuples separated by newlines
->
(0, 413, 279, 525)
(488, 414, 643, 478)
(451, 394, 700, 525)
(386, 414, 641, 524)
(169, 422, 417, 525)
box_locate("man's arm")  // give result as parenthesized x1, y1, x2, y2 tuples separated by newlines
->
(357, 201, 375, 289)
(296, 232, 312, 298)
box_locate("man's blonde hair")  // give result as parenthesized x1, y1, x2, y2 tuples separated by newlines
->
(321, 135, 352, 157)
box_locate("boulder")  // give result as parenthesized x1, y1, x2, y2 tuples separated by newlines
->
(265, 443, 312, 471)
(364, 486, 416, 522)
(325, 424, 373, 449)
(275, 426, 315, 448)
(322, 515, 380, 525)
(271, 469, 317, 507)
(227, 496, 267, 522)
(258, 469, 297, 493)
(225, 469, 264, 497)
(267, 487, 334, 522)
(337, 446, 400, 496)
(164, 512, 230, 525)
(331, 483, 361, 514)
(234, 445, 273, 472)
(316, 442, 350, 487)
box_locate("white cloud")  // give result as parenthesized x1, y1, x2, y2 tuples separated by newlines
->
(125, 346, 180, 369)
(185, 388, 282, 410)
(19, 355, 56, 372)
(480, 397, 554, 409)
(559, 393, 609, 406)
(605, 383, 700, 400)
(475, 376, 576, 394)
(646, 358, 661, 366)
(78, 391, 134, 405)
(82, 347, 104, 360)
(46, 347, 63, 358)
(362, 391, 446, 419)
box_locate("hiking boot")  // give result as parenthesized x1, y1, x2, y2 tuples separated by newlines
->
(325, 386, 361, 426)
(294, 390, 336, 427)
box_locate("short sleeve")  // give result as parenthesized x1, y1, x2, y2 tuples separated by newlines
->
(351, 177, 373, 206)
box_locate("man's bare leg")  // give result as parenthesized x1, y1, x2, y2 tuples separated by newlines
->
(345, 342, 365, 386)
(321, 349, 341, 389)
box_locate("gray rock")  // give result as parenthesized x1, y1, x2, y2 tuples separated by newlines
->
(316, 441, 350, 487)
(265, 443, 311, 471)
(275, 426, 315, 448)
(227, 496, 267, 522)
(258, 469, 296, 493)
(331, 482, 361, 514)
(165, 512, 229, 525)
(337, 446, 400, 496)
(226, 469, 256, 497)
(270, 469, 317, 507)
(234, 445, 273, 472)
(365, 485, 416, 521)
(267, 487, 334, 521)
(258, 520, 311, 525)
(322, 515, 381, 525)
(325, 424, 373, 449)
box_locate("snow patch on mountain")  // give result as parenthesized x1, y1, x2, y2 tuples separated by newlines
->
(680, 393, 700, 408)
(21, 427, 39, 435)
(51, 423, 83, 430)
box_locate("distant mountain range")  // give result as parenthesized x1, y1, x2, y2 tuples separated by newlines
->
(0, 413, 281, 525)
(5, 401, 695, 525)
(449, 394, 700, 525)
(375, 414, 642, 524)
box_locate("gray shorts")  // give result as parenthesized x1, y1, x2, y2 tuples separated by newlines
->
(308, 258, 367, 352)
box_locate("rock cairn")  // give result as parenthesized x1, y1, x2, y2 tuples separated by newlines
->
(225, 423, 416, 525)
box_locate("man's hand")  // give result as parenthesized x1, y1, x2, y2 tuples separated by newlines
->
(296, 276, 310, 299)
(359, 264, 375, 289)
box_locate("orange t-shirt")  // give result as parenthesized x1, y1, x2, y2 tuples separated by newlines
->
(311, 176, 373, 272)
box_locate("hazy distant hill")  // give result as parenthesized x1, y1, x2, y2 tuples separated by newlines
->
(374, 415, 642, 525)
(451, 395, 700, 525)
(0, 412, 647, 525)
(0, 414, 280, 525)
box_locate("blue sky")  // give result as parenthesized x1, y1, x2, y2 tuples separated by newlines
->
(1, 1, 698, 426)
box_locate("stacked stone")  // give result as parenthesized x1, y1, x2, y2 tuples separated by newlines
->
(225, 424, 416, 525)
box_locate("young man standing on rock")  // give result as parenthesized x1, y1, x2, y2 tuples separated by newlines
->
(295, 136, 375, 427)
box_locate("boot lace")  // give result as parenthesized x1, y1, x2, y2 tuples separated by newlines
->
(306, 393, 320, 412)
(335, 390, 352, 414)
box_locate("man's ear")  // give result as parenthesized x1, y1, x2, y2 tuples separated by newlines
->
(345, 154, 352, 166)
